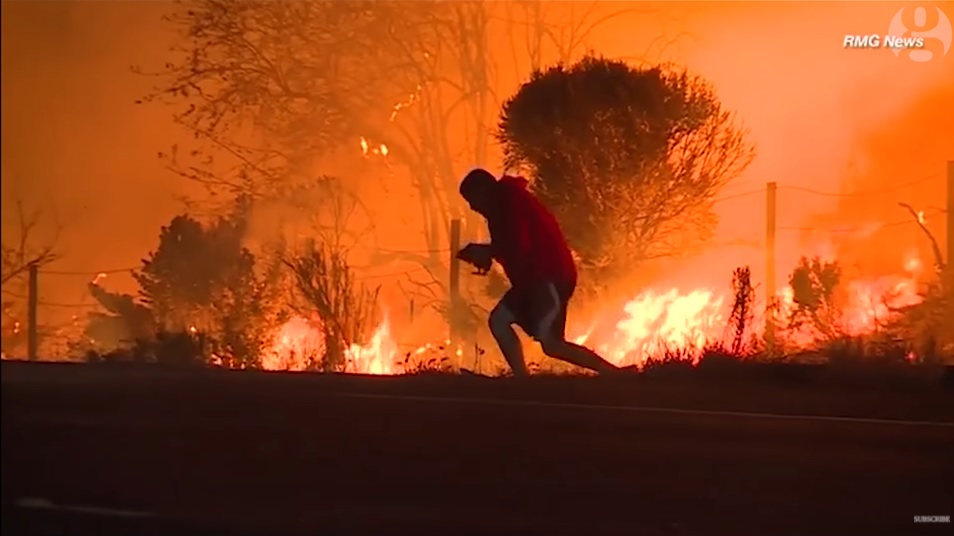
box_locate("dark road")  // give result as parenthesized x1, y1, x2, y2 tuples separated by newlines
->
(2, 363, 953, 536)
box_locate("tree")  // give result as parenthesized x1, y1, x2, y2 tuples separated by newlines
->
(134, 200, 285, 367)
(135, 213, 242, 331)
(1, 198, 58, 286)
(1, 195, 59, 357)
(497, 56, 754, 286)
(887, 203, 952, 360)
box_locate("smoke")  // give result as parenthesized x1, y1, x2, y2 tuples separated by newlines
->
(2, 0, 197, 308)
(822, 79, 953, 276)
(591, 1, 953, 293)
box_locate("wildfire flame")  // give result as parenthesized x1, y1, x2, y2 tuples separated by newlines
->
(262, 315, 398, 374)
(581, 253, 924, 367)
(345, 317, 398, 374)
(260, 249, 927, 374)
(262, 316, 325, 372)
(594, 289, 726, 365)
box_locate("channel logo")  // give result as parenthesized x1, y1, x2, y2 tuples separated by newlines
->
(887, 3, 952, 62)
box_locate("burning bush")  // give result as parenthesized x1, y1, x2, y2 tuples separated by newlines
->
(284, 240, 382, 371)
(775, 252, 951, 363)
(74, 199, 287, 367)
(786, 256, 844, 341)
(885, 269, 954, 362)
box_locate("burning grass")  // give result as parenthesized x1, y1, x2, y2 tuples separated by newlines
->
(64, 230, 952, 385)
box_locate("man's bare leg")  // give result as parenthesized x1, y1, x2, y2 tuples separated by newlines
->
(529, 282, 620, 375)
(539, 337, 620, 375)
(489, 301, 529, 377)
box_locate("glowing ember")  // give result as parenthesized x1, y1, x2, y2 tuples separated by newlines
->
(359, 136, 389, 158)
(389, 85, 421, 122)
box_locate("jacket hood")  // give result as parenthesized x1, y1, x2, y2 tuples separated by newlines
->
(498, 175, 529, 191)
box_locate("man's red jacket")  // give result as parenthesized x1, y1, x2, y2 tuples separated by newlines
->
(487, 175, 577, 290)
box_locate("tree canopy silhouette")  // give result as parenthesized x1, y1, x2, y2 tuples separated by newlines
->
(133, 200, 286, 367)
(136, 212, 252, 330)
(497, 55, 754, 282)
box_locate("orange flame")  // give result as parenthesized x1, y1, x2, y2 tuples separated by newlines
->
(572, 253, 925, 366)
(576, 288, 725, 367)
(344, 316, 398, 374)
(263, 315, 398, 374)
(359, 136, 389, 158)
(259, 250, 926, 374)
(262, 316, 325, 372)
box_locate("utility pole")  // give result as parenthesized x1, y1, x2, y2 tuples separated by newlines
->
(27, 262, 39, 361)
(944, 160, 954, 272)
(765, 182, 777, 356)
(448, 219, 462, 343)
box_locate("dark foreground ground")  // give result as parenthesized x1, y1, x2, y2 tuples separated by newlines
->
(2, 362, 953, 536)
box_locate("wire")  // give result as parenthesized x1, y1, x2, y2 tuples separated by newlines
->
(358, 266, 431, 280)
(0, 291, 100, 309)
(777, 209, 945, 233)
(39, 253, 450, 276)
(690, 171, 943, 206)
(374, 247, 451, 254)
(712, 188, 765, 204)
(40, 267, 138, 276)
(775, 172, 941, 198)
(37, 301, 100, 309)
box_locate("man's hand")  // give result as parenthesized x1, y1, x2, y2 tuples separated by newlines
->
(456, 243, 493, 274)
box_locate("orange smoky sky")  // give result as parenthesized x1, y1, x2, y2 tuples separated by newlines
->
(1, 1, 952, 330)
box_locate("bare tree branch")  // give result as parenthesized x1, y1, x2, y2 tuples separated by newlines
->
(899, 202, 946, 272)
(1, 198, 60, 286)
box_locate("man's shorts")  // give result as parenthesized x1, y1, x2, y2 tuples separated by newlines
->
(501, 280, 575, 341)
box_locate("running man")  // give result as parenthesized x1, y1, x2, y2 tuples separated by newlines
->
(456, 168, 621, 377)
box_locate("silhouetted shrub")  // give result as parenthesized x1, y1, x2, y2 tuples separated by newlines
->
(81, 329, 206, 367)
